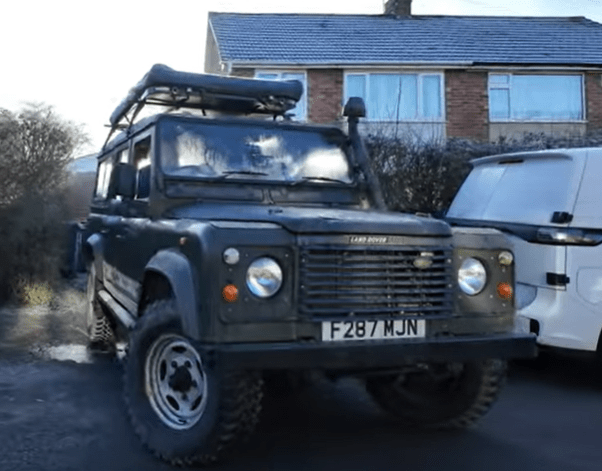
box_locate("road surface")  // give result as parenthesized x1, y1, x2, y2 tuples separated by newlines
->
(0, 282, 601, 470)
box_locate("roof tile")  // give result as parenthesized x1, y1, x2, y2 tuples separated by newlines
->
(209, 13, 602, 65)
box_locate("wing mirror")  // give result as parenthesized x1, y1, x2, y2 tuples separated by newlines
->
(110, 163, 136, 199)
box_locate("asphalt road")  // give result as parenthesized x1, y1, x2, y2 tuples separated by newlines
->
(1, 285, 601, 471)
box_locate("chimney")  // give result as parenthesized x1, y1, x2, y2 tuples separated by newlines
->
(384, 0, 412, 16)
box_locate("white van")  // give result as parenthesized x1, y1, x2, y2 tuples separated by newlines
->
(447, 148, 602, 355)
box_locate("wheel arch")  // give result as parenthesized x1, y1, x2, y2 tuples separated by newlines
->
(142, 249, 201, 340)
(596, 328, 602, 356)
(83, 233, 104, 281)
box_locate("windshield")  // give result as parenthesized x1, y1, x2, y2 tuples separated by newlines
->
(159, 118, 353, 184)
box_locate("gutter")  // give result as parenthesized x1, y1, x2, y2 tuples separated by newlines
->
(474, 63, 602, 71)
(220, 60, 602, 72)
(223, 61, 475, 69)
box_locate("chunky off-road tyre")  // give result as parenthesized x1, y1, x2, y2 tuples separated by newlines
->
(85, 262, 116, 353)
(263, 371, 310, 400)
(123, 299, 263, 466)
(366, 359, 507, 429)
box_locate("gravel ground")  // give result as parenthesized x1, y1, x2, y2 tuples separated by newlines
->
(0, 274, 89, 361)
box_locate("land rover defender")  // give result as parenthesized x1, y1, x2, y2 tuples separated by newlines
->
(84, 64, 535, 465)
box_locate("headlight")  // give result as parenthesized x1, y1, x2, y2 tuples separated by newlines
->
(458, 257, 487, 295)
(246, 257, 283, 298)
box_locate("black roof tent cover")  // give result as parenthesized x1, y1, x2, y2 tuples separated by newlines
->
(109, 64, 304, 128)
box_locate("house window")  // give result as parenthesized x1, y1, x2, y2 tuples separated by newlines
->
(344, 73, 443, 121)
(489, 74, 584, 121)
(255, 71, 307, 120)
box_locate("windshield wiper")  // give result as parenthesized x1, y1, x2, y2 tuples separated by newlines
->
(292, 176, 349, 185)
(216, 170, 269, 180)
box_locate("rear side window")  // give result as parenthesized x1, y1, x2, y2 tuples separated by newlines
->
(448, 154, 583, 225)
(134, 137, 152, 199)
(94, 158, 114, 200)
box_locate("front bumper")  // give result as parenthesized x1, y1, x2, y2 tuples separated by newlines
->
(202, 332, 536, 371)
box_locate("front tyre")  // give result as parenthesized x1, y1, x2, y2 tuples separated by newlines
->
(366, 359, 506, 429)
(124, 300, 263, 465)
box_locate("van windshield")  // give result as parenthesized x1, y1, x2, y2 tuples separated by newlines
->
(447, 154, 583, 225)
(159, 118, 353, 184)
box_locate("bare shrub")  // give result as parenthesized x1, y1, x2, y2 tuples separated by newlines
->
(0, 193, 70, 302)
(0, 104, 88, 302)
(366, 130, 602, 215)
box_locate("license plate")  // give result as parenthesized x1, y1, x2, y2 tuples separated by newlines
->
(321, 319, 426, 342)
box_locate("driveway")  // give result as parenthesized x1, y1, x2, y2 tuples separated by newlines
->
(0, 281, 601, 470)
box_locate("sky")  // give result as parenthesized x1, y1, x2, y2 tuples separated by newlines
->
(2, 0, 602, 155)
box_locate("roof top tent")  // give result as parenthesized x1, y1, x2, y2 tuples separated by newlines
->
(105, 64, 304, 148)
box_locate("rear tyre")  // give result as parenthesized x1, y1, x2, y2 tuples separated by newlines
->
(366, 359, 506, 429)
(85, 262, 115, 353)
(123, 299, 263, 465)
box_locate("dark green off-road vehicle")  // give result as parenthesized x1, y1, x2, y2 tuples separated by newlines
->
(84, 64, 535, 465)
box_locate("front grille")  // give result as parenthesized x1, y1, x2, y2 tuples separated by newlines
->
(299, 245, 454, 318)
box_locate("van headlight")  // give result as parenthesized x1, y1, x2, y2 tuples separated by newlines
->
(458, 258, 487, 295)
(246, 257, 283, 298)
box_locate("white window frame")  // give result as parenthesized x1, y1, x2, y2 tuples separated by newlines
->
(255, 70, 308, 121)
(343, 71, 445, 122)
(488, 72, 585, 123)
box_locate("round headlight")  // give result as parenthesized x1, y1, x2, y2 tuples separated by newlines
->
(458, 258, 487, 295)
(246, 257, 283, 298)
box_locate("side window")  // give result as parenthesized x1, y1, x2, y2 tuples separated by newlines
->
(94, 156, 114, 200)
(133, 137, 151, 199)
(94, 145, 129, 201)
(118, 148, 129, 164)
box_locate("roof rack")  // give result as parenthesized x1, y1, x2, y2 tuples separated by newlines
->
(104, 64, 303, 148)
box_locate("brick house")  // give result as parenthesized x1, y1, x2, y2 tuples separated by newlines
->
(205, 0, 602, 141)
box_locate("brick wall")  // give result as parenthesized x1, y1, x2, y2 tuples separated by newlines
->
(446, 70, 489, 141)
(307, 69, 343, 123)
(586, 72, 602, 133)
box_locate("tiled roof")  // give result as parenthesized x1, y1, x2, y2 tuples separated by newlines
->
(208, 13, 602, 66)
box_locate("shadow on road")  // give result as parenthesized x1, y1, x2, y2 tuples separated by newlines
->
(225, 376, 575, 471)
(510, 350, 602, 392)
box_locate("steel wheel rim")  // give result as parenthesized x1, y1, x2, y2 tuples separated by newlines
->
(145, 334, 208, 430)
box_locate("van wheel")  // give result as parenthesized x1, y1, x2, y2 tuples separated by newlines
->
(85, 263, 115, 353)
(366, 359, 506, 429)
(123, 299, 263, 465)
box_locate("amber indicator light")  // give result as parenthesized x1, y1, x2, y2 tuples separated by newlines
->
(497, 282, 513, 300)
(222, 284, 239, 303)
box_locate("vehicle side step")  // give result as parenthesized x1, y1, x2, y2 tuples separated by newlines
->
(98, 289, 136, 329)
